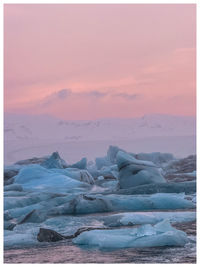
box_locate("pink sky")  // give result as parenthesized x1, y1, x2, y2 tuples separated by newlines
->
(4, 4, 196, 120)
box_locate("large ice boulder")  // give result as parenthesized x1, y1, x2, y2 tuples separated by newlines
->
(98, 165, 119, 180)
(51, 168, 95, 185)
(41, 152, 68, 169)
(46, 193, 195, 216)
(73, 219, 188, 249)
(117, 151, 166, 189)
(95, 146, 127, 169)
(112, 181, 196, 195)
(95, 156, 111, 170)
(117, 211, 196, 226)
(106, 145, 126, 164)
(14, 165, 89, 193)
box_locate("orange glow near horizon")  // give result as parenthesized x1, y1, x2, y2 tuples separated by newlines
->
(4, 4, 196, 120)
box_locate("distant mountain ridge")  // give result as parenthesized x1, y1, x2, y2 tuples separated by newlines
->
(4, 113, 196, 142)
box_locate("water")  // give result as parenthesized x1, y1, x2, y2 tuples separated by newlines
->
(4, 237, 196, 263)
(4, 220, 196, 263)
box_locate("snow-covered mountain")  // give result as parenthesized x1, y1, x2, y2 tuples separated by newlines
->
(4, 113, 196, 164)
(4, 113, 196, 142)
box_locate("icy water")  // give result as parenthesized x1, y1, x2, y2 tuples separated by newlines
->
(4, 220, 196, 264)
(4, 237, 196, 264)
(4, 150, 196, 263)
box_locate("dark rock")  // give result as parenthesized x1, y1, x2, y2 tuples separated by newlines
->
(68, 226, 110, 238)
(37, 226, 109, 242)
(37, 228, 66, 242)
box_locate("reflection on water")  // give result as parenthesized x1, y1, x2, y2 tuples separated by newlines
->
(4, 237, 196, 264)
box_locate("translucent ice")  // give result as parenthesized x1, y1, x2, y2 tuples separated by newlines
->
(50, 168, 94, 185)
(14, 164, 90, 193)
(113, 181, 196, 195)
(73, 220, 188, 249)
(117, 211, 196, 226)
(116, 151, 166, 189)
(69, 157, 87, 169)
(95, 156, 111, 170)
(41, 152, 68, 169)
(46, 193, 195, 215)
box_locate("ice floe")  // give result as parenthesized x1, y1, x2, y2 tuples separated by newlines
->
(73, 220, 188, 249)
(14, 165, 90, 193)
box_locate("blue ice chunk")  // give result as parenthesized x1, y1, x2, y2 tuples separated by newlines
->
(95, 156, 111, 170)
(116, 151, 166, 188)
(14, 165, 90, 193)
(41, 152, 68, 169)
(73, 220, 188, 249)
(69, 157, 87, 169)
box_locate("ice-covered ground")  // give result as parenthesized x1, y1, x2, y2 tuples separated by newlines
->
(4, 146, 196, 263)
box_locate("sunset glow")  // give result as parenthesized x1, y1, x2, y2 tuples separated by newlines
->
(4, 4, 196, 120)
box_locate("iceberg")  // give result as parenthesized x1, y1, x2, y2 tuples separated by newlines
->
(50, 168, 94, 185)
(41, 152, 68, 169)
(45, 193, 195, 215)
(117, 211, 196, 226)
(95, 180, 119, 190)
(3, 149, 196, 253)
(4, 223, 40, 248)
(4, 191, 56, 210)
(112, 181, 196, 195)
(116, 151, 166, 189)
(69, 157, 87, 169)
(4, 231, 38, 248)
(73, 220, 188, 249)
(97, 165, 119, 180)
(105, 193, 195, 212)
(106, 145, 126, 164)
(14, 164, 90, 193)
(95, 156, 111, 170)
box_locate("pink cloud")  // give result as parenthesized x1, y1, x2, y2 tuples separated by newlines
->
(4, 4, 196, 119)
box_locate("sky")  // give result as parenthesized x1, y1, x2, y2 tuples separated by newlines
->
(4, 4, 196, 120)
